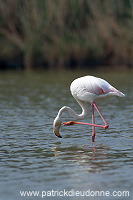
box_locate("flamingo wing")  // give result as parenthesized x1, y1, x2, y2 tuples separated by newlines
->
(70, 76, 108, 101)
(70, 76, 124, 102)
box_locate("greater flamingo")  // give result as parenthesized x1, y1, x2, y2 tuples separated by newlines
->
(53, 75, 125, 142)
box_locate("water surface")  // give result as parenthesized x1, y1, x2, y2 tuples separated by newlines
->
(0, 69, 132, 200)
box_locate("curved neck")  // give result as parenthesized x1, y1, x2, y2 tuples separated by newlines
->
(57, 100, 89, 120)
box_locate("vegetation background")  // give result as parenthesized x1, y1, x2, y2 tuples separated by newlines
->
(0, 0, 133, 70)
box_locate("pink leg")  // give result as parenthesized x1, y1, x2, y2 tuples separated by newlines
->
(92, 102, 95, 142)
(62, 101, 109, 142)
(62, 121, 108, 128)
(93, 101, 109, 129)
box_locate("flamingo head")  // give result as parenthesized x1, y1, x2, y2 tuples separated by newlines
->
(53, 116, 62, 138)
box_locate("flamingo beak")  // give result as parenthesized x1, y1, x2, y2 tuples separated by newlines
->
(53, 117, 62, 138)
(53, 127, 62, 138)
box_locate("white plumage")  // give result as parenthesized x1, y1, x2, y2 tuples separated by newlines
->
(70, 76, 124, 102)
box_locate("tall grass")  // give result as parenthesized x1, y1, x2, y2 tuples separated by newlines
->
(0, 0, 133, 69)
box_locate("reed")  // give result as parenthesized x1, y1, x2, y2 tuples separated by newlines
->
(0, 0, 133, 69)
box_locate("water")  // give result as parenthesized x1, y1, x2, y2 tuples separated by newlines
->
(0, 69, 133, 200)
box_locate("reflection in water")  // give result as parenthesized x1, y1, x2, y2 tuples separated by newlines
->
(51, 144, 110, 173)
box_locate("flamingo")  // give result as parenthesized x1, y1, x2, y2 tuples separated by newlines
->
(53, 75, 125, 142)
